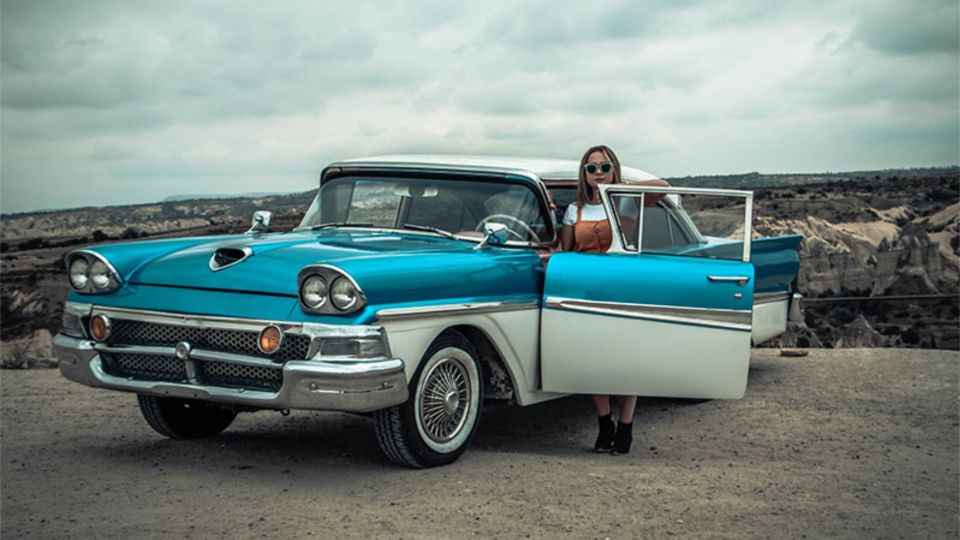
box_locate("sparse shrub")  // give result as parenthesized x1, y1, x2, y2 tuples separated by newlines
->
(120, 227, 145, 240)
(901, 327, 920, 345)
(0, 242, 7, 253)
(17, 238, 48, 251)
(91, 230, 110, 242)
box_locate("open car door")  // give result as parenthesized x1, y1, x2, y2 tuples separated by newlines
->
(541, 185, 755, 399)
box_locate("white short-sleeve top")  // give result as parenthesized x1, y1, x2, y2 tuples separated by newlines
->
(562, 203, 607, 226)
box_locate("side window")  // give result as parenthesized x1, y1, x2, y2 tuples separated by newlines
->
(667, 212, 691, 245)
(640, 205, 671, 250)
(609, 191, 748, 261)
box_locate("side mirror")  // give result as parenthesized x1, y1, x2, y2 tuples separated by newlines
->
(474, 222, 508, 250)
(247, 210, 272, 234)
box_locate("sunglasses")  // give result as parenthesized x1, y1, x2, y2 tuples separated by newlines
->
(584, 162, 613, 175)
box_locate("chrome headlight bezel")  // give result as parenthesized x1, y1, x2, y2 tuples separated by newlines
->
(298, 265, 366, 315)
(65, 250, 123, 294)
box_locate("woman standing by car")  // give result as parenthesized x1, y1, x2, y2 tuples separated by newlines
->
(559, 145, 669, 454)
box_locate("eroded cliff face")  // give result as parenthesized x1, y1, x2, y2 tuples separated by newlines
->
(752, 187, 958, 349)
(754, 205, 959, 298)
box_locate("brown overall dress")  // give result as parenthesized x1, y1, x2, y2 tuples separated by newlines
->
(574, 205, 613, 254)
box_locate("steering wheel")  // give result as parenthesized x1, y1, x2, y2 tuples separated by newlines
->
(475, 214, 538, 242)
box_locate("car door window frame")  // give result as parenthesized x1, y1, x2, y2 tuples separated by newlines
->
(599, 185, 754, 263)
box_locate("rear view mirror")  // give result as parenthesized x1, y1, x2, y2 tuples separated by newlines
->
(247, 210, 272, 234)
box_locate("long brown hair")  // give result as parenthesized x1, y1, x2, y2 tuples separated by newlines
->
(576, 145, 623, 208)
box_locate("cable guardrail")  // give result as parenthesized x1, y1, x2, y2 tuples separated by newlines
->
(802, 294, 959, 303)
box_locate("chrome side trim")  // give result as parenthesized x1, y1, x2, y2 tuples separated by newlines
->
(376, 299, 540, 322)
(707, 275, 751, 284)
(754, 291, 790, 306)
(544, 296, 752, 331)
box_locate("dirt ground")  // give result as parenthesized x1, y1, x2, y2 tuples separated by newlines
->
(1, 349, 957, 539)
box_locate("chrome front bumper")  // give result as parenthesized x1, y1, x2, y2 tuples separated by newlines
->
(55, 334, 408, 413)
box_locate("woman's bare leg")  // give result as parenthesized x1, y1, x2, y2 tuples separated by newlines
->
(592, 395, 611, 416)
(592, 395, 615, 452)
(617, 395, 637, 423)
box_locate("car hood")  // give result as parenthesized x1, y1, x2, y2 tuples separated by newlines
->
(129, 230, 476, 296)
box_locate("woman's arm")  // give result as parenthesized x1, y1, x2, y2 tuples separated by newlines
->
(560, 224, 574, 252)
(636, 178, 670, 206)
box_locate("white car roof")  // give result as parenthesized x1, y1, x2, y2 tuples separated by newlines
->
(328, 154, 660, 182)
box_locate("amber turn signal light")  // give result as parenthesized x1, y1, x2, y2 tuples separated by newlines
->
(89, 314, 111, 342)
(258, 325, 284, 355)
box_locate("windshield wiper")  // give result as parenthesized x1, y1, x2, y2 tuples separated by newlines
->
(308, 221, 375, 231)
(400, 224, 457, 239)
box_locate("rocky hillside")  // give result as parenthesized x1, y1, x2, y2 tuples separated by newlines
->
(753, 174, 958, 349)
(1, 170, 957, 365)
(0, 191, 317, 244)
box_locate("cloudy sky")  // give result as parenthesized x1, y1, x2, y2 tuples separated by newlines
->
(1, 0, 957, 213)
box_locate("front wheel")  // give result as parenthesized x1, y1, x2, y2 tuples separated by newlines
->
(373, 331, 483, 468)
(137, 395, 237, 439)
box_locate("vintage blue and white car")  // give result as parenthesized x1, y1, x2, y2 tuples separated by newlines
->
(55, 156, 803, 467)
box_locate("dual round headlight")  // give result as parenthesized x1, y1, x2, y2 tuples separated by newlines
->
(89, 260, 112, 289)
(69, 258, 90, 289)
(68, 254, 120, 293)
(301, 275, 328, 309)
(330, 277, 359, 311)
(298, 268, 364, 314)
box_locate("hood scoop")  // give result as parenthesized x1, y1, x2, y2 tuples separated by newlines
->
(209, 246, 253, 271)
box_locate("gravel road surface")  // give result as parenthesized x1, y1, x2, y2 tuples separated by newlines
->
(2, 349, 957, 539)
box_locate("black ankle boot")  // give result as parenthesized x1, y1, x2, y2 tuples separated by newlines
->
(611, 421, 633, 455)
(594, 414, 615, 452)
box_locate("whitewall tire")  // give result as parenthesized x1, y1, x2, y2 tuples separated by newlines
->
(373, 331, 483, 468)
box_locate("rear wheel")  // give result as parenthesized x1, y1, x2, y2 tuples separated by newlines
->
(137, 395, 237, 439)
(373, 331, 482, 468)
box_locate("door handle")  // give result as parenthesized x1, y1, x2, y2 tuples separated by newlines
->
(707, 275, 750, 285)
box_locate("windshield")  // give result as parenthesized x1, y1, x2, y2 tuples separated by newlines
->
(299, 175, 553, 243)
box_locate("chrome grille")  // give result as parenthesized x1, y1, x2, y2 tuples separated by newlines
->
(101, 352, 186, 382)
(196, 360, 282, 392)
(100, 352, 282, 392)
(103, 319, 311, 360)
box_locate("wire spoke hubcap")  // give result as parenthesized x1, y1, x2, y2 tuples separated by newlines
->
(419, 357, 471, 443)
